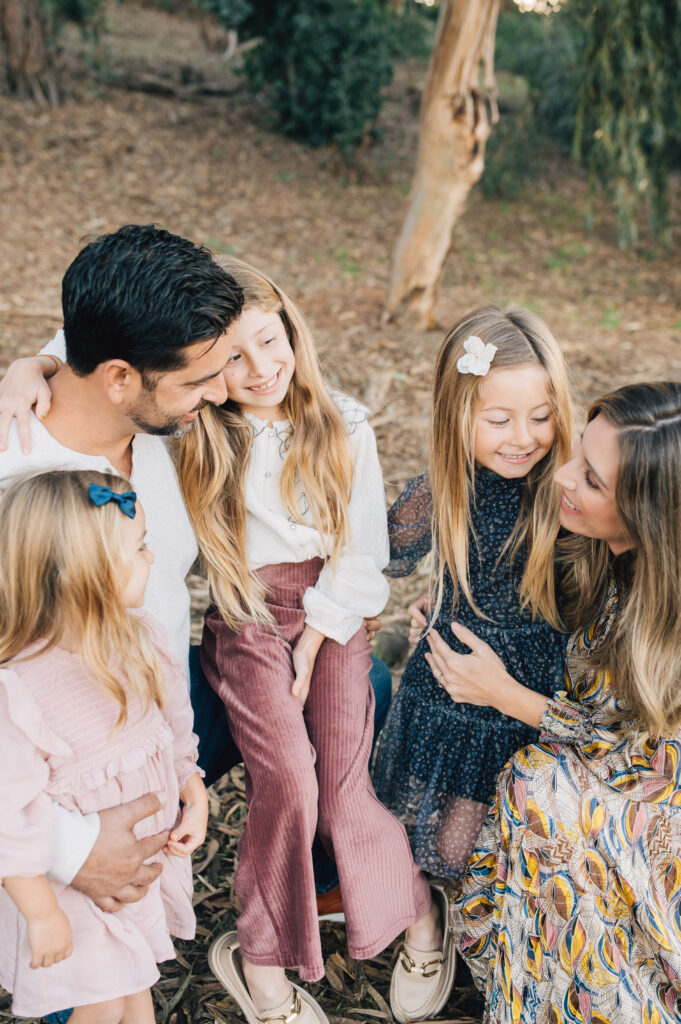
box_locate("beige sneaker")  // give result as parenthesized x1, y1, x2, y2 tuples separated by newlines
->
(389, 881, 457, 1023)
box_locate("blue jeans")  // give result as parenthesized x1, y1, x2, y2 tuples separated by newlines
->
(44, 648, 392, 1024)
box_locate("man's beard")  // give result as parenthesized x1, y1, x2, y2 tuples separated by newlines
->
(129, 392, 206, 438)
(130, 414, 195, 439)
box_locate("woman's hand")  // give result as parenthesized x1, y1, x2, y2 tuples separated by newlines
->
(425, 622, 509, 707)
(425, 622, 549, 727)
(0, 356, 59, 453)
(291, 624, 325, 705)
(407, 594, 434, 645)
(166, 774, 209, 857)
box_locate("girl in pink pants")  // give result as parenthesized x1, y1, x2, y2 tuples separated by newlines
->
(175, 258, 455, 1024)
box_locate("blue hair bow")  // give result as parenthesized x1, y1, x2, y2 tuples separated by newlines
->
(88, 483, 137, 519)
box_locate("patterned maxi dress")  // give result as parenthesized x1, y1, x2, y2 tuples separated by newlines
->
(450, 582, 681, 1024)
(372, 469, 568, 879)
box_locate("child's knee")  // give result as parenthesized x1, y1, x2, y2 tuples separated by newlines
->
(69, 997, 126, 1024)
(258, 756, 319, 815)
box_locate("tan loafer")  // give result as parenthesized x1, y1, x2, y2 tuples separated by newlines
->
(208, 931, 330, 1024)
(389, 881, 457, 1023)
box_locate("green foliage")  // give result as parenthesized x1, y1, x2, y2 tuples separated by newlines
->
(482, 8, 584, 198)
(573, 0, 681, 248)
(481, 114, 539, 199)
(198, 0, 395, 151)
(193, 0, 252, 30)
(39, 0, 105, 42)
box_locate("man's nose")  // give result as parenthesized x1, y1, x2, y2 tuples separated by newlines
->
(204, 373, 228, 405)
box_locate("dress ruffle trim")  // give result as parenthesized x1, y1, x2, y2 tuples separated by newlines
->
(47, 717, 176, 795)
(375, 683, 542, 805)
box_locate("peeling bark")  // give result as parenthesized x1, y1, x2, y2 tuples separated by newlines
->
(386, 0, 500, 329)
(0, 0, 57, 104)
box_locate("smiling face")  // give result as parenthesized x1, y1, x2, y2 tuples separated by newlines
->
(473, 364, 556, 478)
(554, 413, 631, 554)
(119, 503, 155, 608)
(127, 327, 235, 437)
(223, 305, 295, 421)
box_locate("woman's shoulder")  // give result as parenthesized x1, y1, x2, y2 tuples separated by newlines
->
(328, 389, 370, 436)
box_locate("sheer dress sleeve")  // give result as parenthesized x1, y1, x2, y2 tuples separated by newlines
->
(386, 472, 434, 578)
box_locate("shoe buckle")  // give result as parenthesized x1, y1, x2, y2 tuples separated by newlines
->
(399, 947, 443, 979)
(259, 991, 302, 1024)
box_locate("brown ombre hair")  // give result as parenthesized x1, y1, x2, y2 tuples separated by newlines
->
(560, 381, 681, 741)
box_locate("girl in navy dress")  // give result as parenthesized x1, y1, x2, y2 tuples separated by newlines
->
(373, 306, 573, 881)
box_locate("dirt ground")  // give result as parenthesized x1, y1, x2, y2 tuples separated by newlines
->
(0, 4, 680, 1022)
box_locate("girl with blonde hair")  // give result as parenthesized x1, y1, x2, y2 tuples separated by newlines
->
(174, 257, 447, 1024)
(435, 381, 681, 1023)
(373, 305, 573, 899)
(0, 470, 207, 1023)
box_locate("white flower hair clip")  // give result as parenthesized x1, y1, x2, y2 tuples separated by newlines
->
(456, 335, 498, 377)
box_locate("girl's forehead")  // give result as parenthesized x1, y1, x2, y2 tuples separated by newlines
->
(476, 364, 550, 408)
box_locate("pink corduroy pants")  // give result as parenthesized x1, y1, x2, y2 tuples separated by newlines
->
(201, 558, 431, 982)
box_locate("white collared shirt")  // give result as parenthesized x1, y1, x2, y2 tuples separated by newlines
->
(244, 393, 390, 644)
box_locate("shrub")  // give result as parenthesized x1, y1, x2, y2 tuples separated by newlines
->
(197, 0, 395, 151)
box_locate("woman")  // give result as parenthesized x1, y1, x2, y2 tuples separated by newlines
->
(424, 382, 681, 1024)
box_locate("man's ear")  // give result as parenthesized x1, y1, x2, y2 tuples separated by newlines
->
(99, 360, 141, 405)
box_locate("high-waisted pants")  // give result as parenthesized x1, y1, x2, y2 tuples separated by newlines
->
(201, 558, 431, 982)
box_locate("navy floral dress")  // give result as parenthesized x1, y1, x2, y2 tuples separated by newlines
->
(372, 468, 568, 880)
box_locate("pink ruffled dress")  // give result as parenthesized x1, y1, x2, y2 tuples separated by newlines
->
(0, 619, 202, 1018)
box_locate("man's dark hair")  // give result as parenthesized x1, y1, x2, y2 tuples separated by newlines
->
(62, 224, 243, 376)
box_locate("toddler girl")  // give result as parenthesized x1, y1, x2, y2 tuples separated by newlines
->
(373, 306, 573, 880)
(174, 258, 450, 1024)
(0, 470, 208, 1024)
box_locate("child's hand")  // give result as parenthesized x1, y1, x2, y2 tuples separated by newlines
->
(165, 774, 209, 857)
(408, 594, 433, 644)
(27, 906, 73, 969)
(291, 624, 325, 705)
(363, 615, 382, 643)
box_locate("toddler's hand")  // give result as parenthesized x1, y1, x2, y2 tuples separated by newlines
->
(363, 615, 382, 643)
(166, 775, 209, 857)
(407, 594, 433, 645)
(27, 906, 73, 969)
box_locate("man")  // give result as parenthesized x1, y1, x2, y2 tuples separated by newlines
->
(0, 224, 391, 920)
(0, 224, 243, 911)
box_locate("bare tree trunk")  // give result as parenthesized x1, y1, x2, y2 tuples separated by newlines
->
(386, 0, 500, 329)
(0, 0, 58, 104)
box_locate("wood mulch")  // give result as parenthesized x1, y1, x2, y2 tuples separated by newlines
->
(1, 3, 680, 1020)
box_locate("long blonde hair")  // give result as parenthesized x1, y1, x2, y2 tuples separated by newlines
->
(174, 257, 354, 628)
(0, 470, 164, 727)
(430, 306, 573, 629)
(560, 381, 681, 741)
